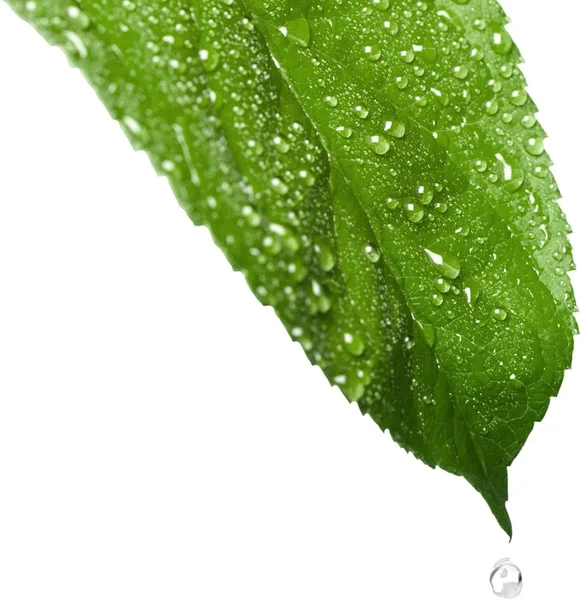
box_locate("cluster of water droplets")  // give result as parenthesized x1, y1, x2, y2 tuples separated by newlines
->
(16, 0, 574, 421)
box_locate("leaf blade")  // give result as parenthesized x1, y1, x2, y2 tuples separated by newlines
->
(5, 0, 576, 536)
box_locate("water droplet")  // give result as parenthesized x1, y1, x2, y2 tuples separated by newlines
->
(399, 49, 415, 63)
(343, 332, 366, 356)
(424, 249, 461, 279)
(363, 244, 381, 263)
(315, 242, 336, 272)
(395, 75, 409, 90)
(325, 95, 338, 107)
(271, 177, 289, 195)
(343, 372, 366, 403)
(372, 0, 390, 9)
(384, 119, 406, 138)
(354, 105, 369, 119)
(63, 30, 88, 59)
(521, 115, 537, 129)
(510, 89, 528, 107)
(493, 308, 508, 321)
(66, 5, 91, 29)
(453, 64, 469, 79)
(435, 278, 451, 293)
(405, 203, 424, 223)
(284, 18, 311, 48)
(273, 135, 290, 153)
(464, 280, 481, 306)
(417, 184, 434, 205)
(484, 99, 499, 115)
(336, 125, 353, 138)
(121, 116, 151, 149)
(199, 48, 220, 72)
(386, 197, 400, 210)
(364, 44, 382, 61)
(430, 292, 444, 307)
(367, 135, 391, 155)
(525, 137, 545, 156)
(490, 559, 523, 598)
(491, 25, 513, 55)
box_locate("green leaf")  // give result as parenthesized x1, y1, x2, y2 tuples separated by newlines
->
(5, 0, 576, 536)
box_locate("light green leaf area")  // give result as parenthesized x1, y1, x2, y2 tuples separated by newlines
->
(6, 0, 576, 536)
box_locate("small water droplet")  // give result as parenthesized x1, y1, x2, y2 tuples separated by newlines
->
(325, 95, 338, 107)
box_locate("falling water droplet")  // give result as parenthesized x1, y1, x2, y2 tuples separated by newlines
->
(490, 559, 523, 598)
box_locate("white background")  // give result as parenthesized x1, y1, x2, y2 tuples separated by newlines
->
(0, 2, 579, 598)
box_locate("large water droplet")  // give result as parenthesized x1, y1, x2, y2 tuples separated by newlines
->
(525, 137, 545, 156)
(367, 135, 391, 155)
(405, 202, 424, 223)
(384, 119, 406, 138)
(492, 307, 508, 321)
(417, 184, 434, 205)
(490, 559, 523, 598)
(284, 18, 311, 48)
(199, 47, 220, 72)
(364, 44, 382, 61)
(354, 105, 369, 119)
(342, 332, 366, 356)
(363, 244, 380, 263)
(424, 249, 461, 279)
(491, 25, 513, 55)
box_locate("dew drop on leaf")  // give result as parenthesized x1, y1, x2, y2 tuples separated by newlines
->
(367, 134, 391, 155)
(424, 249, 461, 279)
